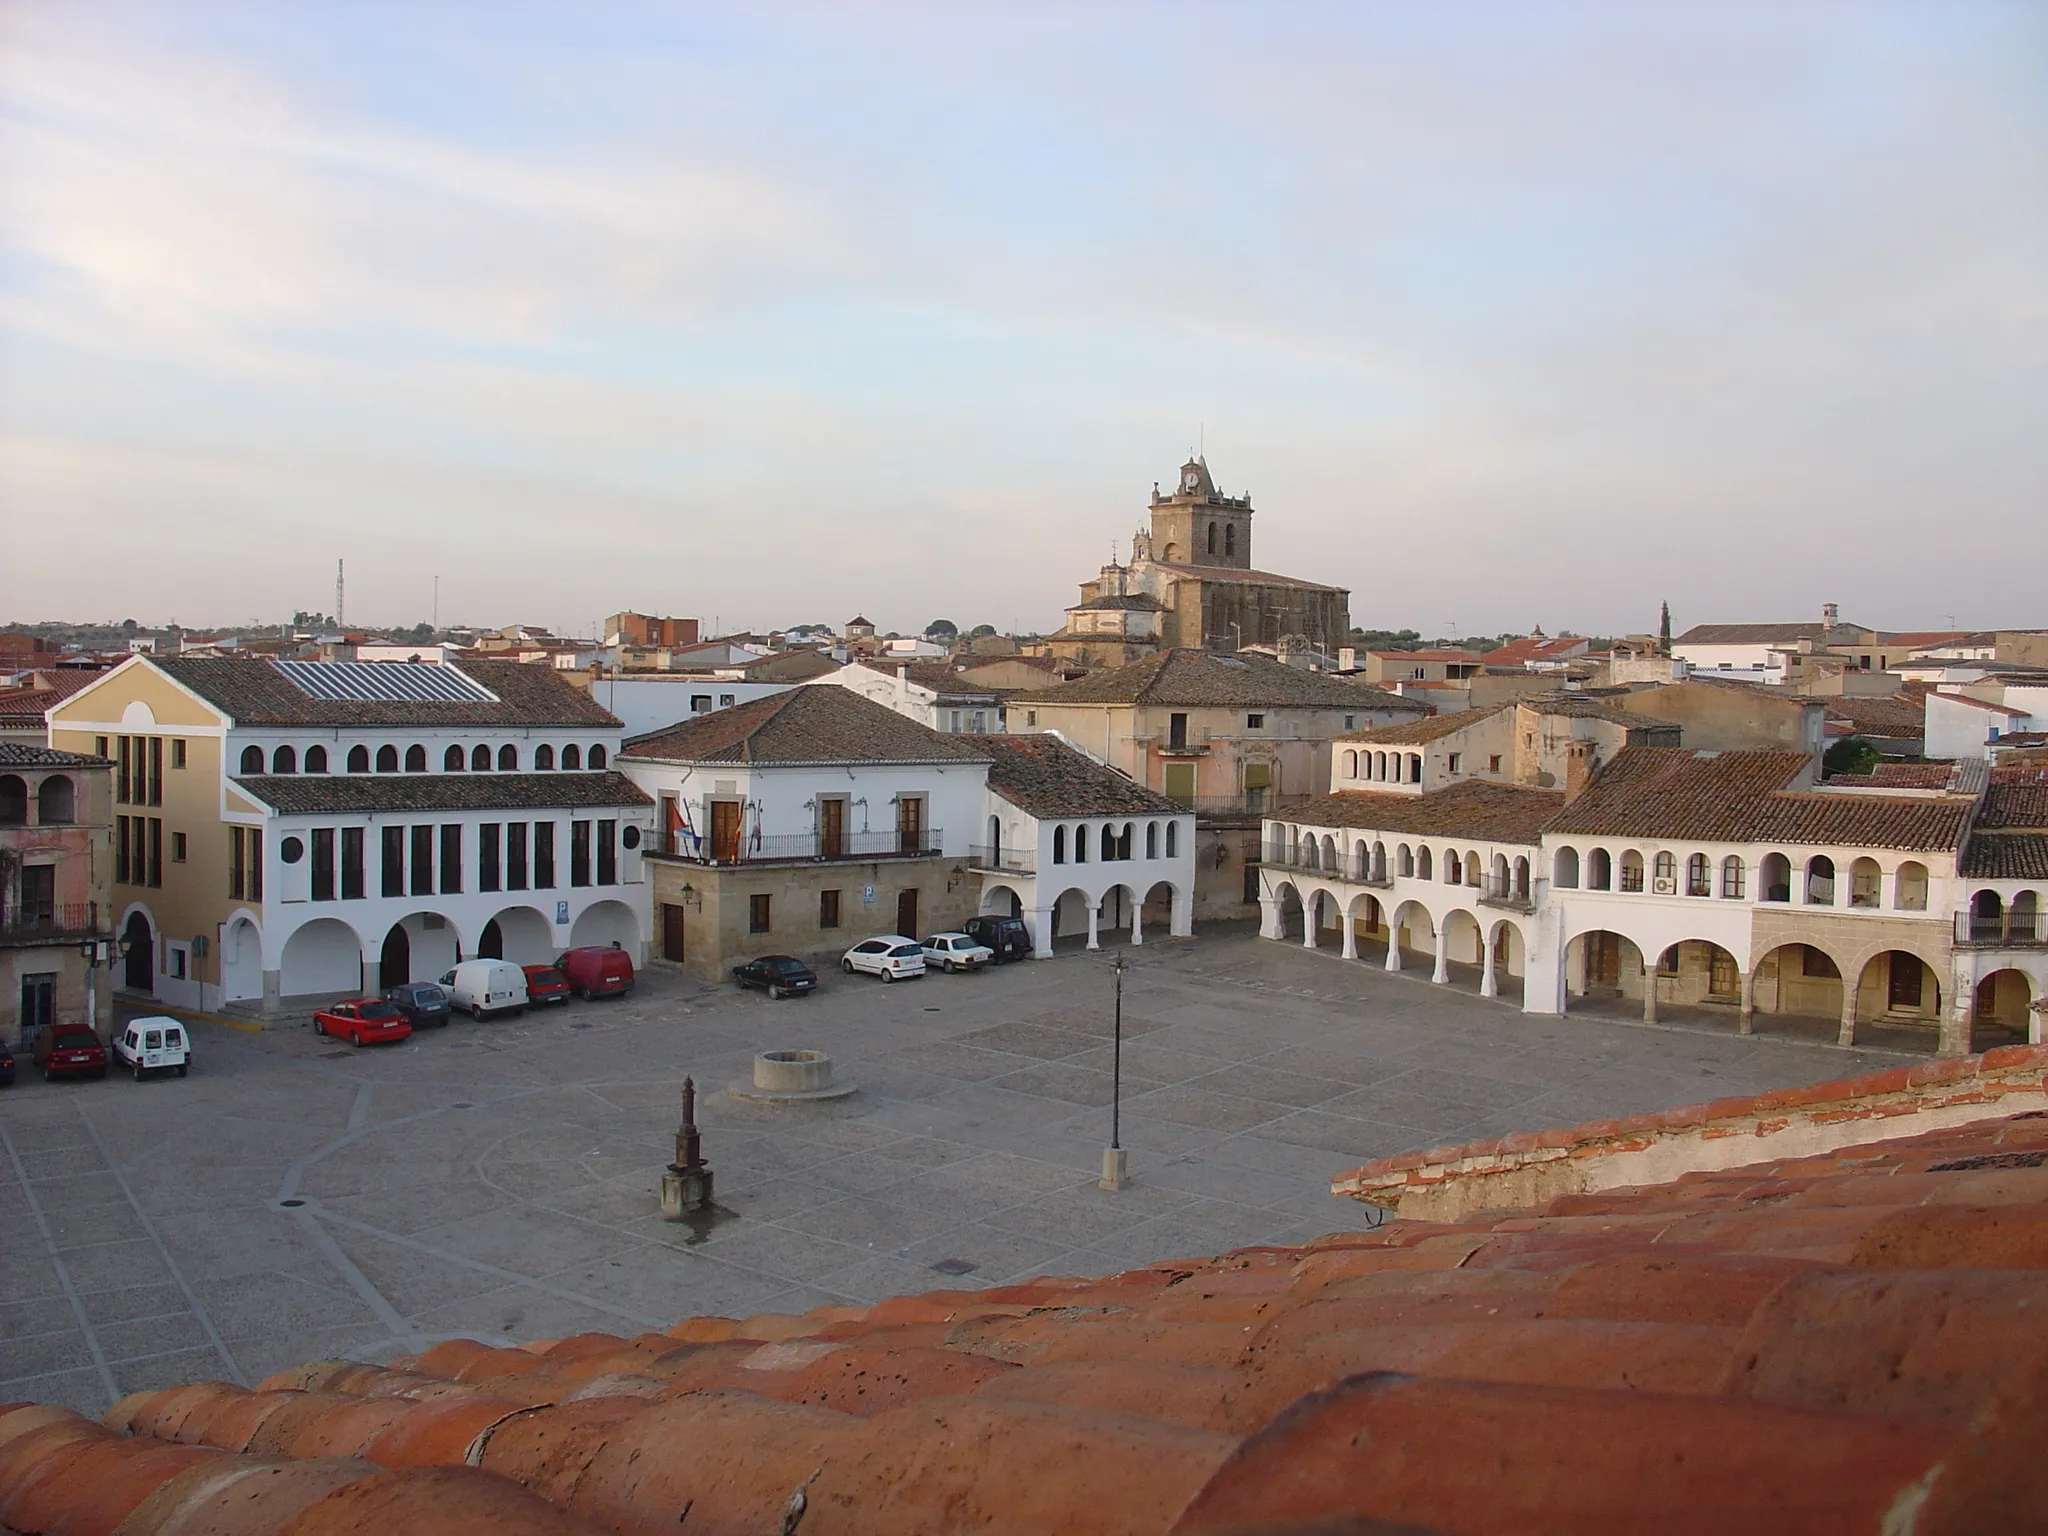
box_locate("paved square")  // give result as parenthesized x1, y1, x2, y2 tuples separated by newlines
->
(0, 927, 1917, 1416)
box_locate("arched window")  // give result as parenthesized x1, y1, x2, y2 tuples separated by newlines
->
(405, 745, 427, 773)
(468, 744, 488, 771)
(1417, 846, 1434, 880)
(271, 745, 296, 775)
(445, 745, 465, 771)
(1721, 855, 1746, 899)
(240, 745, 264, 775)
(535, 745, 555, 770)
(1849, 857, 1881, 908)
(1805, 855, 1836, 905)
(1759, 852, 1791, 902)
(1445, 850, 1461, 884)
(1619, 850, 1644, 892)
(2014, 890, 2041, 942)
(1207, 521, 1218, 555)
(498, 744, 518, 771)
(1554, 847, 1580, 888)
(589, 745, 607, 769)
(1224, 524, 1236, 557)
(1467, 850, 1482, 886)
(0, 776, 23, 825)
(1587, 848, 1612, 890)
(1302, 837, 1319, 872)
(1074, 823, 1088, 863)
(1894, 861, 1928, 911)
(1652, 850, 1675, 889)
(1398, 843, 1414, 878)
(1685, 853, 1709, 896)
(562, 745, 581, 770)
(304, 745, 328, 774)
(1969, 889, 2003, 940)
(1165, 821, 1178, 858)
(1409, 754, 1423, 783)
(347, 746, 369, 773)
(375, 745, 398, 773)
(36, 776, 74, 825)
(1101, 824, 1116, 861)
(1355, 842, 1370, 879)
(1146, 822, 1158, 859)
(1053, 825, 1066, 864)
(1371, 841, 1386, 881)
(1344, 750, 1358, 778)
(1513, 856, 1530, 899)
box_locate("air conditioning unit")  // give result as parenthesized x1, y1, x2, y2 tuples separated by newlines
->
(1652, 878, 1676, 895)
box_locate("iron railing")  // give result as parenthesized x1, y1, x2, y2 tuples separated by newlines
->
(1478, 873, 1535, 912)
(0, 902, 105, 941)
(1955, 910, 2045, 946)
(967, 844, 1037, 874)
(654, 828, 944, 866)
(1184, 792, 1313, 819)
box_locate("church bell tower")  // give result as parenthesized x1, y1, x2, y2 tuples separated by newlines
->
(1147, 456, 1254, 569)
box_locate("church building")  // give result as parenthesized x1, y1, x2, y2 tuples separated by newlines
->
(1047, 457, 1350, 668)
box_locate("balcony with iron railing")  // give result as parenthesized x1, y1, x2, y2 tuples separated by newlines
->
(1185, 791, 1315, 823)
(1478, 872, 1536, 912)
(649, 828, 944, 867)
(967, 844, 1037, 875)
(1954, 911, 2046, 948)
(0, 902, 108, 943)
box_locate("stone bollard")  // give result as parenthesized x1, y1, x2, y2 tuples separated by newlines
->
(660, 1077, 713, 1218)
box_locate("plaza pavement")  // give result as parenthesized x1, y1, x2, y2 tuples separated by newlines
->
(0, 925, 1919, 1417)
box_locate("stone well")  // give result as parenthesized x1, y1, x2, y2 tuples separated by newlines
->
(728, 1048, 859, 1103)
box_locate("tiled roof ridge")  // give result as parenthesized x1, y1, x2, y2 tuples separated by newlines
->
(1334, 1042, 2048, 1214)
(0, 741, 112, 768)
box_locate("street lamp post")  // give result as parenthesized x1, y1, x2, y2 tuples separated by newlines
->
(1100, 953, 1129, 1191)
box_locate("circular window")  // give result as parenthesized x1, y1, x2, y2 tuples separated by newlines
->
(280, 837, 305, 864)
(622, 825, 641, 850)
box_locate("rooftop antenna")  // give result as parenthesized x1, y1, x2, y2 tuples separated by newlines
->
(335, 559, 345, 629)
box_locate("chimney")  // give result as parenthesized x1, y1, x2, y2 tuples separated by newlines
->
(1563, 741, 1595, 803)
(1822, 601, 1838, 632)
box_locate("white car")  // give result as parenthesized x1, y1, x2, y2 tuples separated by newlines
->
(842, 935, 927, 982)
(921, 933, 993, 973)
(111, 1016, 190, 1080)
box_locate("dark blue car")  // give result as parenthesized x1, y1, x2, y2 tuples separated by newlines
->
(380, 982, 452, 1029)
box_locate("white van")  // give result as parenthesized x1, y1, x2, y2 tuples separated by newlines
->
(112, 1016, 190, 1080)
(439, 960, 529, 1021)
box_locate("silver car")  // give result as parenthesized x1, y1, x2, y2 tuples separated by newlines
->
(921, 933, 994, 972)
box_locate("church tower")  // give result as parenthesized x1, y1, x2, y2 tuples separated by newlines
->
(1146, 457, 1254, 569)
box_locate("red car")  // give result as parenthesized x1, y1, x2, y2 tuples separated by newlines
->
(521, 964, 571, 1006)
(556, 946, 634, 999)
(313, 998, 414, 1047)
(32, 1026, 108, 1081)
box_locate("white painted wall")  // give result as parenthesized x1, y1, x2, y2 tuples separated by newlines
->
(586, 678, 791, 740)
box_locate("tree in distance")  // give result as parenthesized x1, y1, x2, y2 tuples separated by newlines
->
(924, 619, 959, 640)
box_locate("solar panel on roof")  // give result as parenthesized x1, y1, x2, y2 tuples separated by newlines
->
(270, 659, 498, 704)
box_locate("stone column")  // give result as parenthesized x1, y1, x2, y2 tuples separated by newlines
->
(1028, 905, 1055, 960)
(1642, 964, 1659, 1023)
(1938, 982, 1972, 1057)
(1431, 937, 1449, 985)
(1129, 899, 1142, 947)
(1171, 885, 1194, 939)
(1837, 991, 1857, 1049)
(1738, 969, 1756, 1035)
(1302, 896, 1319, 950)
(1086, 900, 1100, 951)
(1480, 934, 1498, 999)
(1257, 893, 1282, 940)
(1385, 928, 1403, 972)
(1340, 912, 1357, 961)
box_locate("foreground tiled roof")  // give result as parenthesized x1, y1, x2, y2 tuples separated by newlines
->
(148, 657, 621, 728)
(1977, 780, 2048, 830)
(963, 733, 1186, 818)
(622, 686, 991, 765)
(1019, 650, 1420, 711)
(1828, 761, 1957, 789)
(231, 771, 652, 815)
(1546, 747, 1975, 851)
(1338, 703, 1504, 744)
(9, 1105, 2045, 1533)
(1279, 781, 1566, 845)
(0, 741, 110, 769)
(1960, 778, 2048, 878)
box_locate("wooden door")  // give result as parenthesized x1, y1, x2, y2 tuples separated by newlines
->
(1888, 955, 1923, 1010)
(819, 797, 845, 857)
(662, 904, 686, 963)
(896, 887, 919, 937)
(710, 800, 741, 863)
(1589, 932, 1621, 987)
(897, 796, 923, 854)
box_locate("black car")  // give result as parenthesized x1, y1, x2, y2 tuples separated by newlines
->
(381, 982, 452, 1028)
(731, 955, 818, 999)
(962, 914, 1032, 963)
(0, 1042, 13, 1087)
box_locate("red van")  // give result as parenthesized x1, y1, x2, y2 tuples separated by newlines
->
(555, 945, 634, 1000)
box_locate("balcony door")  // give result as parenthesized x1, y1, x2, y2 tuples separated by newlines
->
(819, 797, 846, 858)
(710, 800, 742, 862)
(896, 795, 923, 855)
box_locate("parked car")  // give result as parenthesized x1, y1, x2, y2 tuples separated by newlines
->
(522, 964, 572, 1006)
(842, 935, 926, 982)
(731, 955, 818, 999)
(556, 946, 634, 1000)
(921, 933, 993, 973)
(381, 982, 452, 1029)
(962, 914, 1033, 963)
(0, 1042, 15, 1087)
(313, 999, 414, 1047)
(32, 1025, 108, 1080)
(439, 959, 530, 1020)
(111, 1016, 190, 1080)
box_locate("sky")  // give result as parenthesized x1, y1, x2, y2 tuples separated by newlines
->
(2, 2, 2043, 639)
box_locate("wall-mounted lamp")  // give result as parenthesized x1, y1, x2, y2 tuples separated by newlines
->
(947, 864, 965, 891)
(679, 882, 702, 911)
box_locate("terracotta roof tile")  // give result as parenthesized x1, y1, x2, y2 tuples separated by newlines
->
(1020, 650, 1423, 711)
(962, 733, 1185, 818)
(1278, 781, 1566, 844)
(1338, 704, 1502, 744)
(622, 685, 990, 765)
(232, 770, 650, 815)
(0, 741, 110, 768)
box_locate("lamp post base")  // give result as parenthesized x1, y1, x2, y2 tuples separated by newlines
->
(1099, 1146, 1128, 1191)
